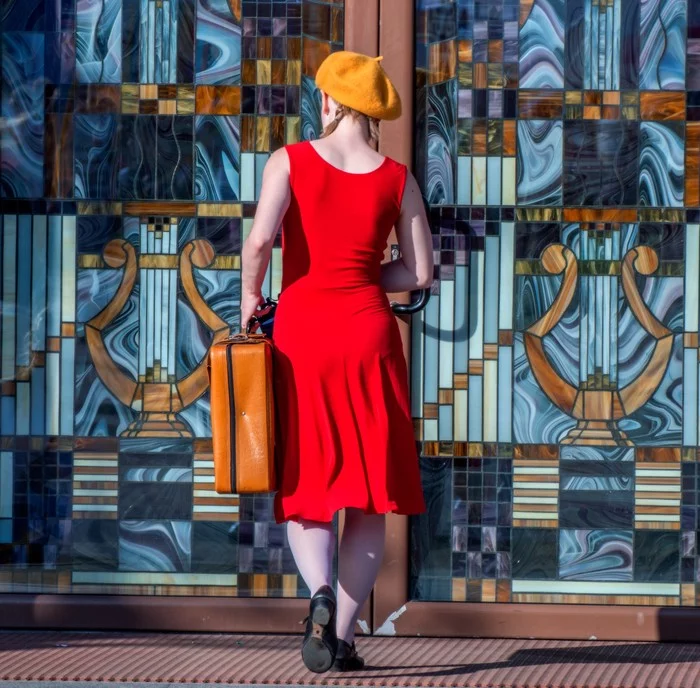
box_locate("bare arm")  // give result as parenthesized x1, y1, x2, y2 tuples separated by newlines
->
(381, 172, 434, 294)
(240, 148, 291, 329)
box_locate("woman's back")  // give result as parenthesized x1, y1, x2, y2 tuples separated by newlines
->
(280, 141, 408, 294)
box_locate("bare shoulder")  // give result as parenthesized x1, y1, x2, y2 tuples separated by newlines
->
(263, 147, 291, 178)
(400, 171, 423, 211)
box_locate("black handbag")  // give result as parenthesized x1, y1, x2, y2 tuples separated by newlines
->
(249, 298, 277, 337)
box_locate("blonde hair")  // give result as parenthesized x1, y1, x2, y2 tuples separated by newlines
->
(321, 104, 380, 147)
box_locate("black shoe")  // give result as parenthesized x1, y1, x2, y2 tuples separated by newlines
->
(332, 639, 365, 672)
(301, 585, 337, 673)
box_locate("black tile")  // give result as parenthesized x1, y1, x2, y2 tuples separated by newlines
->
(191, 523, 237, 573)
(512, 528, 557, 580)
(635, 531, 680, 583)
(119, 483, 192, 520)
(560, 492, 635, 529)
(71, 520, 119, 571)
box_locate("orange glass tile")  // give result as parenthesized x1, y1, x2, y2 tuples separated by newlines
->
(636, 447, 681, 463)
(584, 91, 602, 105)
(242, 60, 256, 85)
(302, 37, 330, 77)
(603, 90, 620, 105)
(429, 41, 457, 84)
(257, 37, 272, 60)
(271, 60, 285, 85)
(583, 105, 601, 119)
(497, 579, 511, 603)
(562, 208, 637, 222)
(452, 578, 467, 602)
(601, 105, 620, 119)
(241, 116, 255, 152)
(520, 0, 535, 25)
(195, 86, 241, 115)
(488, 40, 503, 62)
(640, 91, 685, 120)
(502, 120, 516, 156)
(518, 91, 563, 118)
(683, 332, 697, 348)
(61, 323, 75, 337)
(458, 39, 472, 63)
(472, 119, 487, 154)
(288, 37, 301, 60)
(514, 444, 559, 460)
(473, 62, 487, 88)
(124, 202, 196, 216)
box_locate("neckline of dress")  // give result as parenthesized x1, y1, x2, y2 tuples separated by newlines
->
(307, 141, 389, 176)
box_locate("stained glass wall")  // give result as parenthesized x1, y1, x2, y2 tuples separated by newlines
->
(0, 0, 343, 596)
(411, 0, 700, 606)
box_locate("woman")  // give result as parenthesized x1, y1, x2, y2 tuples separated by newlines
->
(240, 51, 433, 673)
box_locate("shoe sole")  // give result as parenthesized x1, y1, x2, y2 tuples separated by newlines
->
(301, 598, 335, 673)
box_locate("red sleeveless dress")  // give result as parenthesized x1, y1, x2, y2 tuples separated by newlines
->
(272, 141, 426, 523)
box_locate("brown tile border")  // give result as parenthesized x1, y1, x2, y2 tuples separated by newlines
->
(1, 594, 308, 633)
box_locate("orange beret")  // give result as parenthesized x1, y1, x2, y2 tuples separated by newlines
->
(315, 51, 402, 121)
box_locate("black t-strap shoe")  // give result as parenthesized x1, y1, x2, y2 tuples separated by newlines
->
(301, 585, 337, 673)
(332, 639, 365, 672)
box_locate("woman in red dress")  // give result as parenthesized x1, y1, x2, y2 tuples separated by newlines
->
(241, 51, 433, 673)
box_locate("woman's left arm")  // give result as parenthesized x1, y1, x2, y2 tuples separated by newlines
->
(240, 148, 292, 330)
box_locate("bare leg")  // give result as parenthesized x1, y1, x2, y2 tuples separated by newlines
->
(286, 519, 336, 595)
(335, 508, 386, 644)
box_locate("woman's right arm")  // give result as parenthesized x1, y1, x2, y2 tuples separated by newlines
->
(380, 172, 434, 294)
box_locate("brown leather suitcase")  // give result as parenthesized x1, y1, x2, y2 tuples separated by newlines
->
(208, 334, 276, 494)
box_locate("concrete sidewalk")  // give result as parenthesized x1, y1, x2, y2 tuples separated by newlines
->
(2, 631, 700, 687)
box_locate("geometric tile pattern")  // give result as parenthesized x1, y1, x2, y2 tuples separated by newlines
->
(411, 0, 700, 607)
(0, 0, 343, 597)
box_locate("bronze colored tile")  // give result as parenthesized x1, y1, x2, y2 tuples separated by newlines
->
(520, 0, 535, 25)
(601, 105, 620, 119)
(303, 37, 330, 77)
(454, 374, 468, 389)
(242, 59, 256, 85)
(584, 91, 602, 105)
(139, 99, 158, 114)
(473, 62, 487, 88)
(483, 344, 498, 360)
(468, 360, 484, 375)
(256, 117, 270, 152)
(498, 330, 513, 346)
(636, 447, 681, 463)
(452, 579, 467, 602)
(684, 333, 699, 348)
(61, 323, 75, 337)
(488, 40, 503, 62)
(123, 202, 196, 216)
(44, 113, 73, 199)
(562, 208, 637, 222)
(196, 86, 241, 115)
(140, 84, 158, 99)
(288, 37, 301, 60)
(271, 115, 285, 151)
(687, 123, 700, 206)
(603, 90, 620, 105)
(424, 404, 438, 420)
(271, 60, 286, 85)
(241, 116, 255, 152)
(640, 91, 685, 120)
(422, 442, 439, 456)
(458, 39, 472, 63)
(429, 40, 457, 84)
(229, 0, 241, 21)
(257, 37, 271, 60)
(439, 389, 454, 404)
(514, 444, 559, 460)
(583, 105, 600, 119)
(158, 85, 177, 100)
(472, 119, 487, 155)
(502, 120, 516, 156)
(454, 442, 468, 456)
(518, 91, 563, 118)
